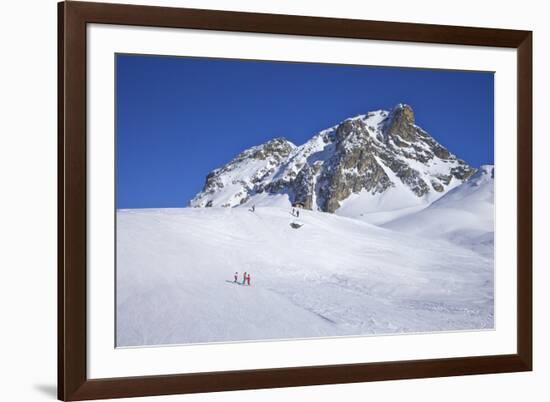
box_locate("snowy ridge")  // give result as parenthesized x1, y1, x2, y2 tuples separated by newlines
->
(189, 137, 296, 208)
(385, 165, 494, 257)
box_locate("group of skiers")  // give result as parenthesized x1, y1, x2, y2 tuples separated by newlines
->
(234, 271, 251, 286)
(249, 204, 300, 218)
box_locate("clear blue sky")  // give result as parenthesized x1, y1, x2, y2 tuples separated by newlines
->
(116, 54, 494, 209)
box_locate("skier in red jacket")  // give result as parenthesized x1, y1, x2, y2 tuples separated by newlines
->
(246, 273, 251, 286)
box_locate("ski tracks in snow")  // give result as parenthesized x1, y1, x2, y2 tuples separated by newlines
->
(116, 207, 494, 346)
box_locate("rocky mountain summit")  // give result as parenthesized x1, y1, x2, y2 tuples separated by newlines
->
(189, 104, 477, 214)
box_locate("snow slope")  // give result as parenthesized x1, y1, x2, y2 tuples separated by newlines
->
(116, 206, 494, 347)
(384, 165, 494, 257)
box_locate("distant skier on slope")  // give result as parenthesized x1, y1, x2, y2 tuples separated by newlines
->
(252, 204, 255, 212)
(246, 273, 251, 286)
(242, 271, 247, 285)
(296, 210, 300, 218)
(233, 272, 238, 283)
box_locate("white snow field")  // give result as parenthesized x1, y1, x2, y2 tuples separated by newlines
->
(116, 203, 494, 347)
(384, 165, 495, 257)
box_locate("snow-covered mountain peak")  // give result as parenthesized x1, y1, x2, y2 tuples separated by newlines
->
(232, 137, 296, 162)
(190, 104, 477, 215)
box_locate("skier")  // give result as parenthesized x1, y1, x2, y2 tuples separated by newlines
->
(251, 204, 255, 212)
(292, 207, 295, 216)
(242, 271, 247, 285)
(233, 272, 238, 283)
(246, 273, 251, 286)
(296, 209, 300, 218)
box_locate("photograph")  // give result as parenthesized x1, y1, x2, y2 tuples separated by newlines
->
(115, 54, 495, 348)
(1, 0, 541, 401)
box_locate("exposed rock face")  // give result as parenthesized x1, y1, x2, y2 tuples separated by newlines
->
(190, 104, 477, 212)
(384, 103, 417, 141)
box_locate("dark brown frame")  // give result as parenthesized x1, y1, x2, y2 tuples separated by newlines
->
(58, 1, 532, 400)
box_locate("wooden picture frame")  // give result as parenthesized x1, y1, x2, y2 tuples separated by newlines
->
(58, 1, 532, 400)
